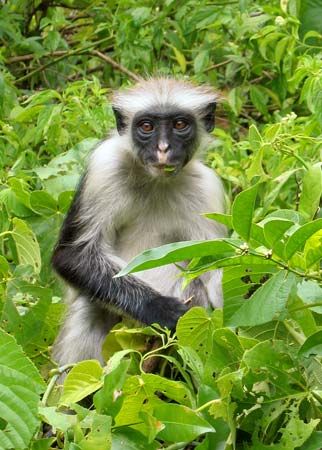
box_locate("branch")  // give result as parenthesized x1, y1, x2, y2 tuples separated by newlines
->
(12, 35, 114, 84)
(7, 51, 69, 64)
(90, 50, 141, 82)
(204, 59, 231, 72)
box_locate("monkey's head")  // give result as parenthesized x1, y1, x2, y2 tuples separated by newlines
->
(112, 78, 217, 177)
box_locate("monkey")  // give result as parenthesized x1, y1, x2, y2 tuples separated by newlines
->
(52, 77, 226, 366)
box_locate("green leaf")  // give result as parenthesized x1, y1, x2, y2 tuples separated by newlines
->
(0, 330, 45, 449)
(94, 359, 130, 418)
(112, 428, 158, 449)
(114, 375, 161, 430)
(262, 218, 294, 256)
(172, 47, 187, 73)
(297, 280, 322, 314)
(131, 7, 151, 24)
(30, 437, 56, 450)
(212, 328, 244, 371)
(115, 373, 192, 431)
(280, 416, 319, 448)
(299, 331, 322, 358)
(116, 240, 234, 276)
(285, 219, 322, 260)
(246, 146, 265, 180)
(228, 87, 243, 115)
(30, 191, 58, 216)
(11, 218, 41, 274)
(177, 307, 214, 360)
(304, 229, 322, 268)
(44, 30, 61, 52)
(139, 411, 164, 443)
(249, 86, 268, 116)
(299, 0, 322, 37)
(242, 340, 298, 394)
(194, 50, 210, 73)
(275, 36, 289, 66)
(38, 406, 77, 433)
(299, 431, 322, 450)
(139, 374, 192, 406)
(0, 255, 10, 276)
(231, 184, 259, 241)
(263, 218, 294, 248)
(248, 124, 262, 151)
(60, 360, 103, 406)
(228, 271, 296, 327)
(78, 413, 112, 450)
(154, 403, 215, 442)
(299, 164, 322, 221)
(203, 212, 232, 228)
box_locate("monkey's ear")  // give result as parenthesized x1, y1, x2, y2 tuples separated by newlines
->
(201, 101, 216, 133)
(112, 107, 127, 134)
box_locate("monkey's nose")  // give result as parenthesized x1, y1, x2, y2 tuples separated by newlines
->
(157, 149, 170, 164)
(158, 141, 169, 153)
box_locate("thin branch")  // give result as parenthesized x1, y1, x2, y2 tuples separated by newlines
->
(7, 50, 69, 64)
(204, 59, 231, 72)
(12, 35, 114, 84)
(90, 50, 141, 82)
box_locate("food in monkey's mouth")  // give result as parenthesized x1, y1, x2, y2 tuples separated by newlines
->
(163, 165, 176, 173)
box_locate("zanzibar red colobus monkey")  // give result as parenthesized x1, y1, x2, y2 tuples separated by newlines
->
(52, 78, 226, 365)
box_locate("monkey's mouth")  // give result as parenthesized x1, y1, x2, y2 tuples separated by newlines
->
(150, 163, 178, 177)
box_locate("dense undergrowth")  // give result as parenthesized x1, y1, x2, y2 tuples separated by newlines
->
(0, 0, 322, 449)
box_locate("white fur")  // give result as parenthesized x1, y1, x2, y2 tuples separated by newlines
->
(112, 78, 218, 118)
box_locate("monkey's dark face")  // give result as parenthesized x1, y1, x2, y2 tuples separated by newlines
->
(131, 109, 198, 177)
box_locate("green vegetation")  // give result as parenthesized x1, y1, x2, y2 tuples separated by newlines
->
(0, 0, 322, 448)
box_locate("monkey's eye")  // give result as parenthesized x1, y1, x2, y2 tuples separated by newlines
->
(139, 121, 154, 133)
(174, 119, 188, 130)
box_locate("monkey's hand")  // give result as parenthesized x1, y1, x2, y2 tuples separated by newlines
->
(145, 295, 189, 331)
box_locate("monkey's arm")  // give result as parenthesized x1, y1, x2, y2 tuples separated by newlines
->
(52, 179, 188, 329)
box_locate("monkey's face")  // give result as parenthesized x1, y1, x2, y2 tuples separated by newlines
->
(131, 109, 198, 177)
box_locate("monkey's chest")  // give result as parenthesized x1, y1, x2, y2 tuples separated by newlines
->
(114, 209, 181, 262)
(112, 185, 215, 263)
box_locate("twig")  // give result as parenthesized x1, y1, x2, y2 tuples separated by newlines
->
(12, 35, 114, 84)
(90, 50, 141, 82)
(7, 51, 69, 64)
(204, 59, 231, 72)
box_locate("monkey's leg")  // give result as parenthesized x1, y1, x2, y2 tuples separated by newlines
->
(53, 295, 120, 366)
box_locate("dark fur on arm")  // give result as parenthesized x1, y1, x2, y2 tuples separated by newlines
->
(52, 182, 188, 329)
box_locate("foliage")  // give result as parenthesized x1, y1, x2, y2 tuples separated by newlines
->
(0, 0, 322, 448)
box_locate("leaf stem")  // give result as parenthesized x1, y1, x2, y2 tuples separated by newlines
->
(41, 363, 75, 407)
(40, 373, 59, 407)
(289, 302, 322, 313)
(283, 320, 306, 345)
(312, 391, 322, 406)
(224, 239, 321, 282)
(195, 398, 221, 413)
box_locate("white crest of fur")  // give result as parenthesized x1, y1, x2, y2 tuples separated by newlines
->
(112, 77, 217, 117)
